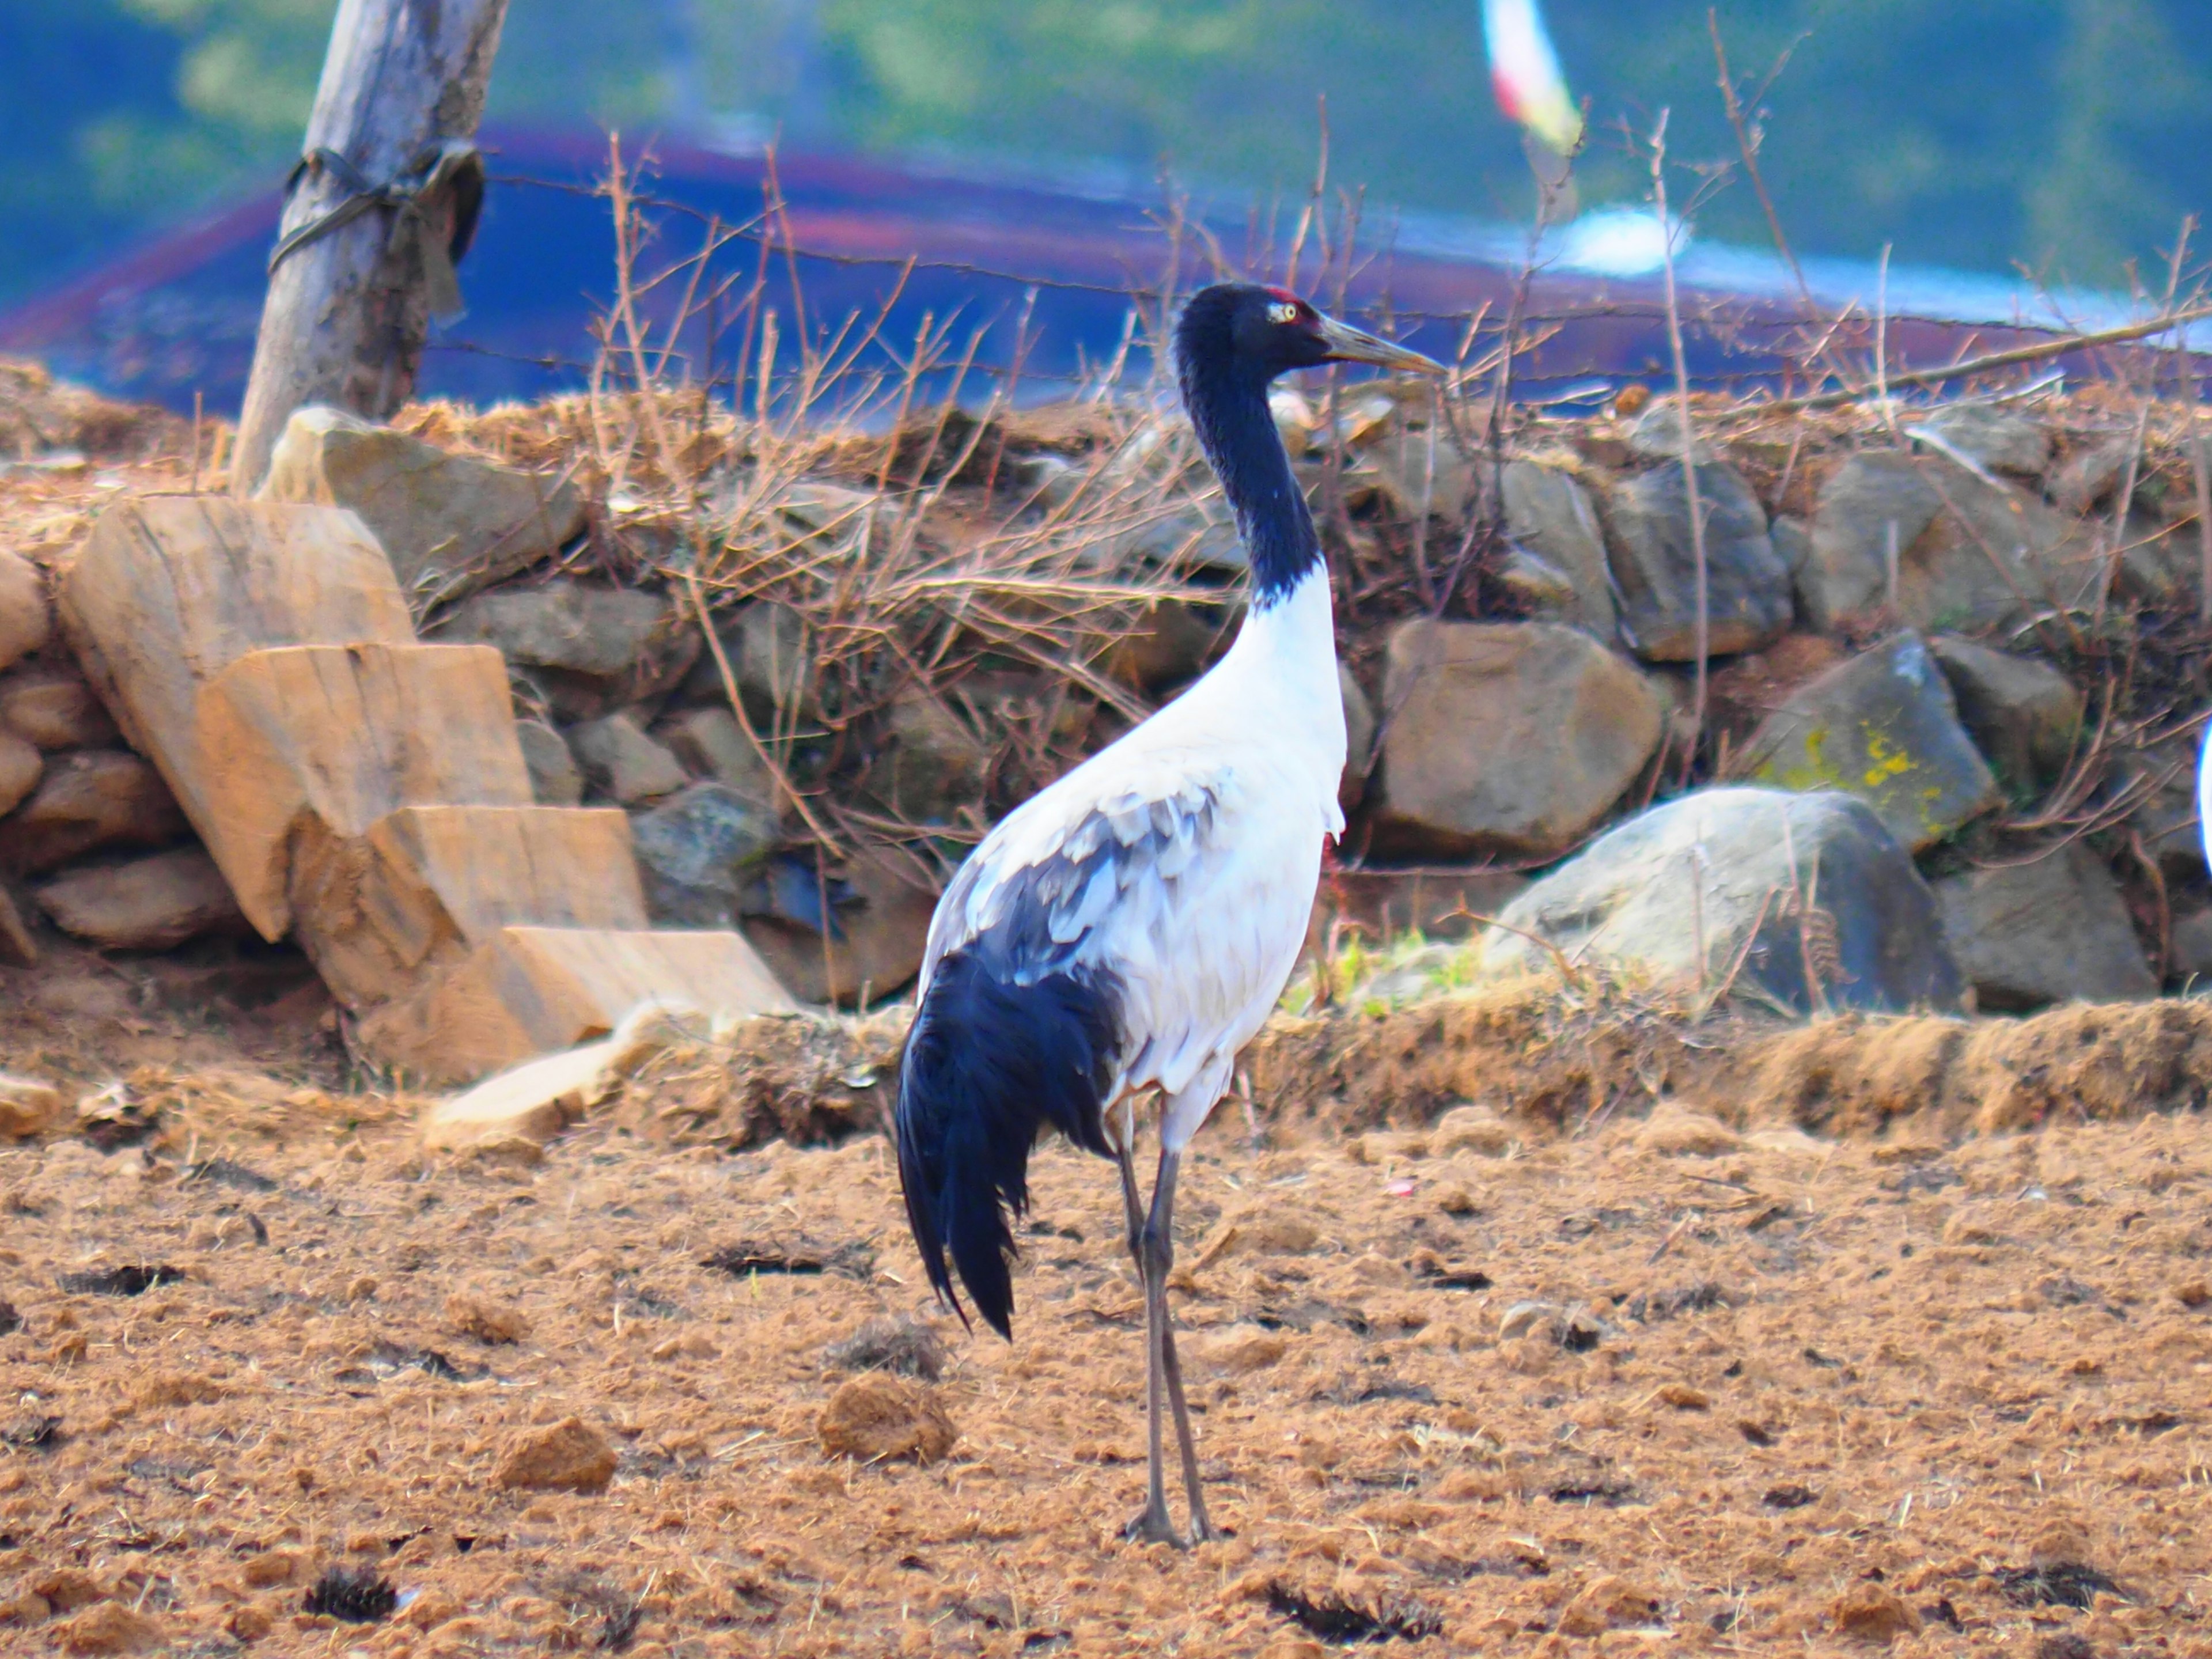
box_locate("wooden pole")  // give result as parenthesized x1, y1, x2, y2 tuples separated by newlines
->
(231, 0, 509, 494)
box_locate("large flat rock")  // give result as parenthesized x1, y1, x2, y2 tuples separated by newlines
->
(1479, 786, 1963, 1014)
(357, 925, 794, 1084)
(59, 496, 417, 857)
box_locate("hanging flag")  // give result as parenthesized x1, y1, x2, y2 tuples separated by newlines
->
(1483, 0, 1584, 156)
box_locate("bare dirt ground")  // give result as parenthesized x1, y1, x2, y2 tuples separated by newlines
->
(3, 991, 2211, 1658)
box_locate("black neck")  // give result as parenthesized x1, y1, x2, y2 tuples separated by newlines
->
(1179, 361, 1321, 607)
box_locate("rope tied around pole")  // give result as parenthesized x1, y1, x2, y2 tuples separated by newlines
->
(268, 139, 486, 322)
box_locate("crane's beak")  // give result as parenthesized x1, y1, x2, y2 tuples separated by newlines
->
(1316, 313, 1446, 376)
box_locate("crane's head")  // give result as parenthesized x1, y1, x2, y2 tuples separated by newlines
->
(1175, 282, 1445, 387)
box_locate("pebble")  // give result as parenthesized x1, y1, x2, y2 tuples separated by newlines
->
(1498, 1301, 1559, 1341)
(0, 1072, 60, 1139)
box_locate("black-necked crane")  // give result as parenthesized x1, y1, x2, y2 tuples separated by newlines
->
(895, 283, 1443, 1546)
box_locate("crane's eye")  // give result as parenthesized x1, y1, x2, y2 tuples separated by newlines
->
(1267, 301, 1299, 325)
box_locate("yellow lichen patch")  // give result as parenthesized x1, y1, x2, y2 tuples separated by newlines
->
(1857, 726, 1916, 787)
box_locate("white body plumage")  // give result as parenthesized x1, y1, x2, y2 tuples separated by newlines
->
(916, 565, 1344, 1149)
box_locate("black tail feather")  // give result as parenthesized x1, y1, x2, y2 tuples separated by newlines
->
(895, 950, 1121, 1338)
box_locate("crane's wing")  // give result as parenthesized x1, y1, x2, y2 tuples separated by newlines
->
(919, 746, 1325, 1104)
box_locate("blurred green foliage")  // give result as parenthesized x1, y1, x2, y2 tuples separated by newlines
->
(5, 0, 2211, 308)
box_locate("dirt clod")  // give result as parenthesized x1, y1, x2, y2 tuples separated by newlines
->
(53, 1601, 164, 1655)
(444, 1290, 532, 1344)
(1829, 1581, 1920, 1642)
(494, 1416, 618, 1493)
(817, 1372, 956, 1464)
(1634, 1104, 1743, 1156)
(1555, 1574, 1662, 1635)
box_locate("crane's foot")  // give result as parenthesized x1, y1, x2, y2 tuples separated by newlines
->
(1123, 1505, 1186, 1548)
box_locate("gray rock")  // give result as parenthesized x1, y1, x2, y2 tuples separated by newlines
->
(677, 601, 819, 724)
(1339, 664, 1376, 812)
(2111, 734, 2201, 878)
(0, 550, 51, 674)
(1802, 450, 2092, 635)
(1624, 397, 1718, 463)
(1502, 460, 1617, 638)
(514, 718, 582, 806)
(567, 713, 687, 804)
(1913, 404, 2051, 478)
(0, 669, 119, 751)
(1370, 619, 1664, 859)
(2171, 905, 2212, 984)
(773, 479, 881, 536)
(1599, 460, 1791, 660)
(1112, 505, 1245, 574)
(260, 405, 584, 606)
(1104, 600, 1225, 695)
(1010, 453, 1083, 511)
(869, 696, 991, 826)
(1907, 468, 2091, 631)
(652, 705, 777, 806)
(34, 846, 249, 952)
(631, 782, 782, 927)
(1365, 426, 1477, 522)
(1743, 632, 1999, 851)
(2049, 435, 2138, 517)
(1494, 546, 1581, 611)
(1479, 786, 1963, 1014)
(1933, 843, 2154, 1011)
(1927, 635, 2084, 791)
(740, 844, 936, 1005)
(0, 751, 188, 874)
(0, 886, 35, 967)
(0, 730, 39, 817)
(1768, 514, 1814, 578)
(1800, 452, 1942, 629)
(434, 580, 695, 722)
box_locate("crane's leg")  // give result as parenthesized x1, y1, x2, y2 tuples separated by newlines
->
(1116, 1138, 1177, 1545)
(1146, 1145, 1217, 1544)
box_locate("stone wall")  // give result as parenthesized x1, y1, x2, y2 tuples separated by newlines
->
(3, 369, 2207, 1024)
